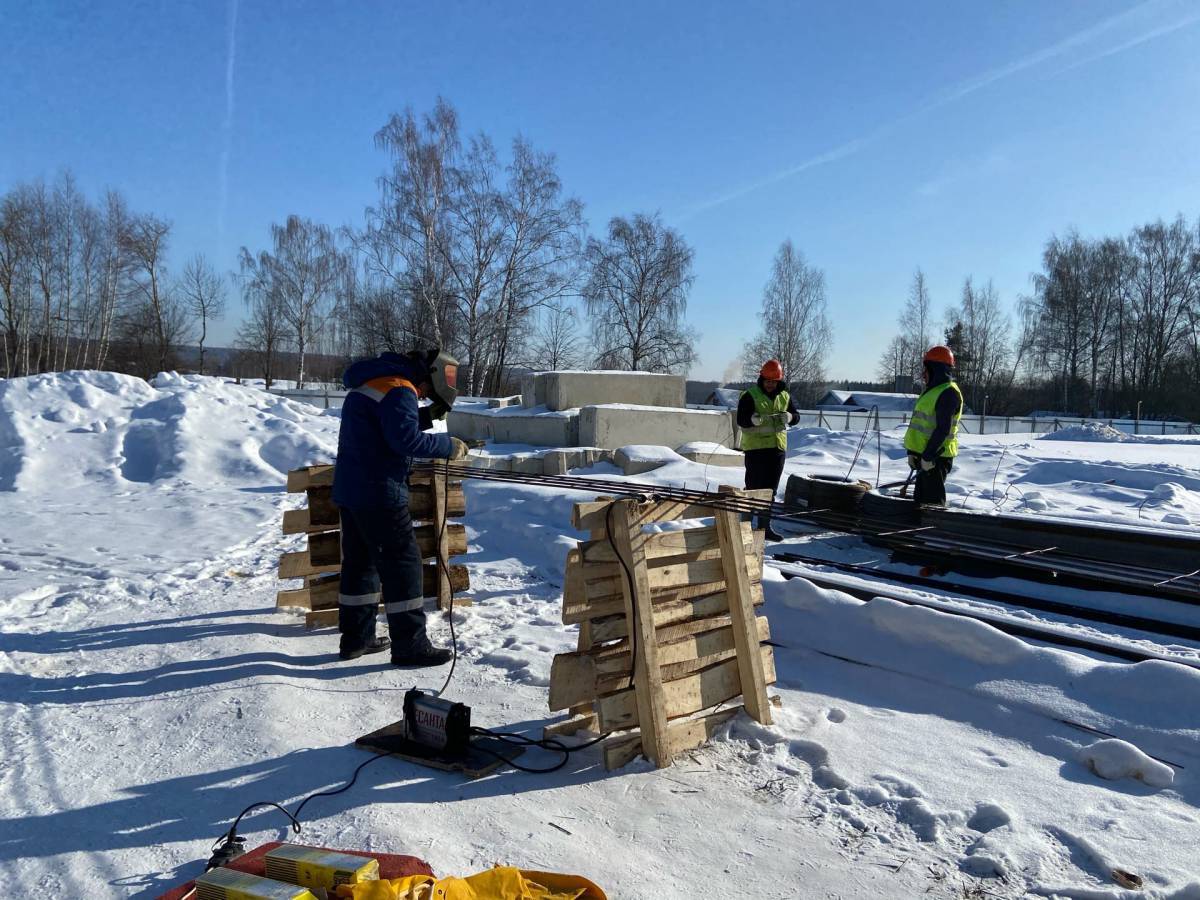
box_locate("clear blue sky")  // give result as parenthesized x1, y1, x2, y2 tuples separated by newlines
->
(5, 0, 1199, 380)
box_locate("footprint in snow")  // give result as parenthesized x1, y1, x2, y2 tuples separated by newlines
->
(826, 707, 847, 723)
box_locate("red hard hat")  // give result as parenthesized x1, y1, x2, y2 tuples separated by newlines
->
(760, 359, 784, 380)
(923, 345, 956, 367)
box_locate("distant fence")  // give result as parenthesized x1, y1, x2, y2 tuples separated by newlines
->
(799, 409, 1198, 436)
(268, 387, 347, 409)
(267, 387, 1197, 436)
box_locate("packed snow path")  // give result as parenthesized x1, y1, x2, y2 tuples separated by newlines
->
(1, 373, 1199, 897)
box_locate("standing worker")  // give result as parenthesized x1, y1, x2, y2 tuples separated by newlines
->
(737, 359, 800, 542)
(904, 345, 964, 506)
(332, 349, 469, 666)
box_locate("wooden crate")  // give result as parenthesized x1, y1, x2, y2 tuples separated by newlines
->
(545, 487, 777, 770)
(277, 463, 470, 626)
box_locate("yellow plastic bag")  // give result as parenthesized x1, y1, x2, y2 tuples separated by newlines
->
(335, 866, 605, 900)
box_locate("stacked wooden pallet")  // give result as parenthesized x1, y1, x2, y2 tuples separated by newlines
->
(277, 464, 470, 628)
(546, 486, 777, 770)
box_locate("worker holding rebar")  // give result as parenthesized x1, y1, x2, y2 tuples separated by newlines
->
(332, 349, 469, 666)
(738, 359, 800, 541)
(904, 345, 964, 506)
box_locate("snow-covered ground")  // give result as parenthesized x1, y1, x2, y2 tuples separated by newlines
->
(1, 372, 1198, 898)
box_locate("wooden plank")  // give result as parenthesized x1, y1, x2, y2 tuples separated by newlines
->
(307, 486, 340, 527)
(543, 713, 599, 741)
(579, 521, 753, 564)
(573, 498, 715, 537)
(304, 482, 467, 525)
(587, 584, 764, 642)
(566, 577, 735, 625)
(409, 483, 467, 520)
(433, 468, 452, 610)
(408, 469, 463, 488)
(278, 550, 340, 581)
(603, 705, 743, 771)
(715, 486, 772, 725)
(305, 607, 345, 629)
(549, 616, 770, 711)
(287, 465, 334, 492)
(595, 647, 776, 733)
(578, 551, 761, 612)
(282, 507, 342, 536)
(611, 499, 672, 767)
(307, 523, 467, 567)
(280, 565, 469, 609)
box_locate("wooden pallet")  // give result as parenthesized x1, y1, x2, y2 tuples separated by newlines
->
(277, 464, 471, 627)
(545, 487, 777, 770)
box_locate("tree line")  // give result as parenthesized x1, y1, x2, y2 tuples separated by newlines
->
(875, 214, 1200, 420)
(1, 99, 833, 398)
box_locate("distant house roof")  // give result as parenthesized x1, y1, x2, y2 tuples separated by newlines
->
(816, 390, 918, 412)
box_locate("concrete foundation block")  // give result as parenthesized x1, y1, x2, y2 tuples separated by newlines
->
(539, 371, 685, 411)
(488, 395, 522, 409)
(520, 374, 547, 409)
(448, 406, 579, 447)
(511, 454, 546, 474)
(578, 404, 738, 450)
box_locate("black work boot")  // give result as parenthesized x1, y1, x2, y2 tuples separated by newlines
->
(339, 636, 392, 661)
(764, 526, 784, 542)
(392, 637, 452, 668)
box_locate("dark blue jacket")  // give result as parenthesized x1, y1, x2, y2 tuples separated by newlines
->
(333, 354, 453, 509)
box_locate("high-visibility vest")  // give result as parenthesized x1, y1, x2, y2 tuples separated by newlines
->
(741, 385, 790, 452)
(904, 381, 963, 458)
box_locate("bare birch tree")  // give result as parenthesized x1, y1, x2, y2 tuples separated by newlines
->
(178, 254, 227, 375)
(583, 213, 696, 373)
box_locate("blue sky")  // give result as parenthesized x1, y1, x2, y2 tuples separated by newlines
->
(5, 1, 1199, 380)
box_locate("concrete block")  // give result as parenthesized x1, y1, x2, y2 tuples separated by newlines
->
(578, 404, 738, 450)
(676, 441, 744, 468)
(542, 450, 572, 475)
(488, 395, 522, 409)
(448, 405, 579, 447)
(520, 374, 547, 408)
(511, 454, 546, 474)
(541, 371, 685, 411)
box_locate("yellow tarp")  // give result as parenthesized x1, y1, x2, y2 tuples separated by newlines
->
(334, 866, 606, 900)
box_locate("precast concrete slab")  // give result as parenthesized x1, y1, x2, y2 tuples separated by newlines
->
(579, 403, 737, 450)
(448, 405, 579, 447)
(520, 370, 685, 411)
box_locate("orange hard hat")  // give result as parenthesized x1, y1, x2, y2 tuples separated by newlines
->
(923, 345, 956, 367)
(760, 359, 784, 380)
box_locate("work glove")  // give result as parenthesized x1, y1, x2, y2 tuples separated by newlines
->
(750, 413, 763, 426)
(428, 399, 450, 421)
(907, 453, 921, 471)
(449, 437, 469, 461)
(920, 457, 936, 472)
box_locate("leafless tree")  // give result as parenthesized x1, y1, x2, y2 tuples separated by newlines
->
(121, 212, 179, 373)
(236, 270, 287, 388)
(742, 240, 831, 402)
(583, 213, 696, 373)
(527, 300, 584, 370)
(178, 254, 227, 375)
(240, 216, 347, 387)
(944, 277, 1015, 411)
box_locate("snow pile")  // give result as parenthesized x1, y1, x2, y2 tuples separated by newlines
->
(0, 370, 339, 493)
(0, 371, 340, 593)
(1078, 739, 1175, 788)
(772, 577, 1200, 757)
(1041, 422, 1129, 442)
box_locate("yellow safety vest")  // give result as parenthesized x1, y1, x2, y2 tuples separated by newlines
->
(904, 381, 963, 458)
(741, 385, 790, 452)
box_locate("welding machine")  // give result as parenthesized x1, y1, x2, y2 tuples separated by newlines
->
(403, 688, 472, 757)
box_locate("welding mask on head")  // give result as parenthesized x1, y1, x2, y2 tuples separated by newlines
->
(411, 348, 458, 411)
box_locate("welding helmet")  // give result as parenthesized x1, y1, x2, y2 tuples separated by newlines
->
(411, 348, 459, 408)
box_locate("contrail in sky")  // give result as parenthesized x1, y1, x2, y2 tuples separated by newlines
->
(217, 0, 239, 250)
(679, 0, 1199, 220)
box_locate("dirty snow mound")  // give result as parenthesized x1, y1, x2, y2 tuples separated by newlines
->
(1078, 739, 1175, 788)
